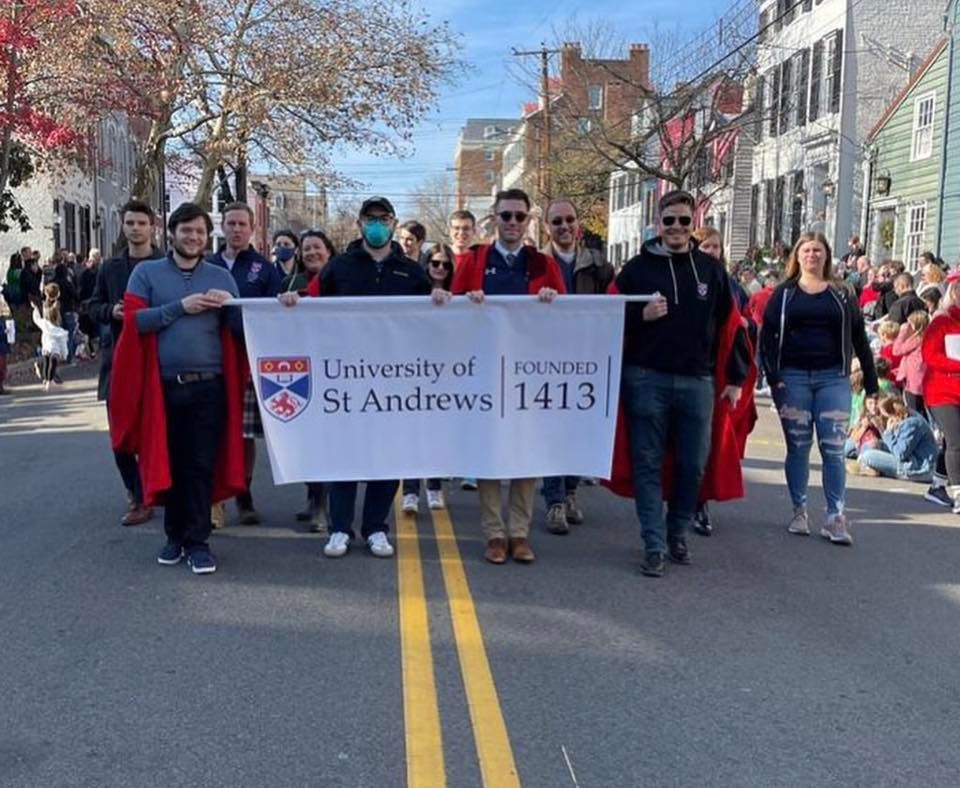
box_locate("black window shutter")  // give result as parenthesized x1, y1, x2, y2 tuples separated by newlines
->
(770, 68, 781, 136)
(830, 29, 843, 113)
(780, 58, 793, 134)
(809, 39, 823, 121)
(797, 49, 809, 127)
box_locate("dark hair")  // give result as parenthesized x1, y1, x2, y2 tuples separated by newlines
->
(426, 243, 455, 290)
(400, 221, 426, 243)
(222, 201, 254, 221)
(494, 188, 531, 211)
(121, 199, 155, 222)
(449, 209, 476, 226)
(273, 229, 298, 247)
(167, 202, 213, 234)
(295, 229, 338, 274)
(922, 288, 943, 310)
(659, 190, 696, 213)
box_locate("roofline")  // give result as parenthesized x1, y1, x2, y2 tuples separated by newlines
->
(866, 37, 949, 142)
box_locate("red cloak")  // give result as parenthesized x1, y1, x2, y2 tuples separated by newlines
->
(604, 290, 757, 502)
(108, 293, 246, 507)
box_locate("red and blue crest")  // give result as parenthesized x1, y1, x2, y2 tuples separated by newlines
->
(258, 357, 311, 422)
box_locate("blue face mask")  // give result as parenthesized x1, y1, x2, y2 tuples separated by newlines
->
(362, 220, 393, 249)
(274, 246, 295, 264)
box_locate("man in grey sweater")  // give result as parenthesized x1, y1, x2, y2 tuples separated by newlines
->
(125, 202, 240, 575)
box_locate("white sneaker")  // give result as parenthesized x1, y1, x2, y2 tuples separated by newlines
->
(820, 514, 853, 546)
(787, 507, 810, 536)
(402, 493, 419, 513)
(323, 531, 350, 558)
(427, 490, 445, 510)
(367, 531, 395, 558)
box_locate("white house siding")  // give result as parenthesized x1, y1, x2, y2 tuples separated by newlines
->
(751, 0, 943, 252)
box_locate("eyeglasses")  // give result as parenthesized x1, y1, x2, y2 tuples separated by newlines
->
(498, 210, 528, 223)
(550, 216, 577, 226)
(428, 259, 449, 268)
(661, 215, 693, 227)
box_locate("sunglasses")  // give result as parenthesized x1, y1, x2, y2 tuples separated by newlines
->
(498, 210, 528, 223)
(662, 215, 693, 227)
(550, 216, 576, 226)
(428, 259, 450, 268)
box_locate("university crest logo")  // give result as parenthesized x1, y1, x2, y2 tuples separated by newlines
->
(258, 357, 311, 422)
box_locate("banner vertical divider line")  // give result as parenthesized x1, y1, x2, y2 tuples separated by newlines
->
(395, 495, 447, 788)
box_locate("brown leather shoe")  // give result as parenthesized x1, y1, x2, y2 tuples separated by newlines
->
(483, 538, 508, 564)
(509, 537, 535, 563)
(121, 505, 154, 527)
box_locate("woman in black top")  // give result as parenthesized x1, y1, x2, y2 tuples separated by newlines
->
(760, 233, 877, 547)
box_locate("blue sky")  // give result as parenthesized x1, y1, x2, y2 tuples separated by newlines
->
(329, 0, 732, 219)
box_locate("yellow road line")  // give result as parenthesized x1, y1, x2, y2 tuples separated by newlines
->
(430, 506, 521, 788)
(395, 498, 447, 788)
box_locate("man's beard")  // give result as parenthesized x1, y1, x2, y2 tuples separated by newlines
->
(173, 241, 203, 262)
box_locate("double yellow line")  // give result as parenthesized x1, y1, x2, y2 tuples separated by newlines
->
(396, 498, 521, 788)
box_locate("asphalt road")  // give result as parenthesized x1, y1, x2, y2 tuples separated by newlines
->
(2, 369, 960, 788)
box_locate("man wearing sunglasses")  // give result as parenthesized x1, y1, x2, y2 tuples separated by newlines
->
(451, 188, 567, 565)
(616, 190, 750, 578)
(539, 198, 616, 535)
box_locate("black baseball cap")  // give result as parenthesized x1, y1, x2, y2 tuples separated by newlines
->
(359, 196, 395, 217)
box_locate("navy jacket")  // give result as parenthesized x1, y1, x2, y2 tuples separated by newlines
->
(320, 240, 432, 297)
(209, 246, 282, 299)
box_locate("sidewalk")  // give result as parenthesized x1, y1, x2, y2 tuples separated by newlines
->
(4, 355, 100, 389)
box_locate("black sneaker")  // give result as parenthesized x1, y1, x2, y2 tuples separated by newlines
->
(924, 485, 953, 508)
(692, 503, 713, 536)
(640, 551, 665, 577)
(157, 541, 184, 565)
(667, 537, 691, 565)
(187, 547, 217, 575)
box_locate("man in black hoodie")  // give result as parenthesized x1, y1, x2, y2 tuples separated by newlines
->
(616, 190, 750, 577)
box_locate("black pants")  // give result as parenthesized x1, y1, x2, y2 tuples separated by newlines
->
(329, 480, 398, 538)
(905, 391, 925, 416)
(105, 401, 143, 504)
(402, 478, 442, 495)
(930, 405, 960, 486)
(163, 378, 225, 549)
(41, 355, 58, 382)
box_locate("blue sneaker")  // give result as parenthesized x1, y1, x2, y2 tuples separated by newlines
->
(157, 541, 184, 565)
(186, 547, 217, 575)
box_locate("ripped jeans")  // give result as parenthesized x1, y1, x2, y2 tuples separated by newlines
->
(773, 367, 851, 516)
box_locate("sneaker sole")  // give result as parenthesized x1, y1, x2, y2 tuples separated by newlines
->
(640, 566, 664, 577)
(819, 529, 853, 546)
(787, 527, 811, 536)
(157, 555, 183, 566)
(324, 548, 349, 558)
(369, 549, 395, 558)
(189, 563, 217, 575)
(924, 492, 952, 508)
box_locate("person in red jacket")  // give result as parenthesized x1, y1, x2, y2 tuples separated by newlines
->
(922, 280, 960, 512)
(451, 188, 566, 565)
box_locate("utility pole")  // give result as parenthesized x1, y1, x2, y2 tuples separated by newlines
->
(512, 43, 561, 203)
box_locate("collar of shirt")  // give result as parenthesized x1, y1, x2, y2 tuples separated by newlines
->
(555, 248, 576, 264)
(493, 240, 524, 263)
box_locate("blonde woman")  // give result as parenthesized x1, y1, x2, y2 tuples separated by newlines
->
(760, 233, 877, 546)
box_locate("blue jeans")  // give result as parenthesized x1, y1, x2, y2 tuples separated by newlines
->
(773, 368, 851, 516)
(542, 476, 579, 507)
(858, 448, 932, 482)
(621, 366, 714, 554)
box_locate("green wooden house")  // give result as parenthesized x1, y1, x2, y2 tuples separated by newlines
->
(864, 38, 949, 271)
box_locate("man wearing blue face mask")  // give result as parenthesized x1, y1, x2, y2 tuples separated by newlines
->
(319, 196, 436, 560)
(272, 229, 299, 279)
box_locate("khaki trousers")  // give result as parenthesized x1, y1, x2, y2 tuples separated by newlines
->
(477, 478, 536, 540)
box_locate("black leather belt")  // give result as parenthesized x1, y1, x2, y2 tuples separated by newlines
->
(171, 371, 220, 384)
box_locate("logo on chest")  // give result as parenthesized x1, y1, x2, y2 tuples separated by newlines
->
(697, 282, 709, 300)
(246, 262, 263, 283)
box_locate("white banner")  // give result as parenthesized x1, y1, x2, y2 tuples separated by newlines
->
(238, 296, 626, 483)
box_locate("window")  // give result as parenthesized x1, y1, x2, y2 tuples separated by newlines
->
(484, 170, 495, 183)
(79, 205, 91, 258)
(774, 176, 785, 245)
(790, 170, 804, 246)
(749, 183, 760, 246)
(577, 117, 593, 135)
(825, 30, 843, 114)
(758, 9, 769, 43)
(64, 201, 77, 253)
(911, 92, 935, 161)
(53, 198, 61, 251)
(764, 179, 775, 245)
(904, 203, 927, 270)
(483, 125, 497, 140)
(484, 148, 495, 161)
(588, 86, 603, 111)
(782, 0, 795, 26)
(802, 0, 812, 10)
(809, 39, 824, 122)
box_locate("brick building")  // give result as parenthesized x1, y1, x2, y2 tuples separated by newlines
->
(453, 118, 517, 217)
